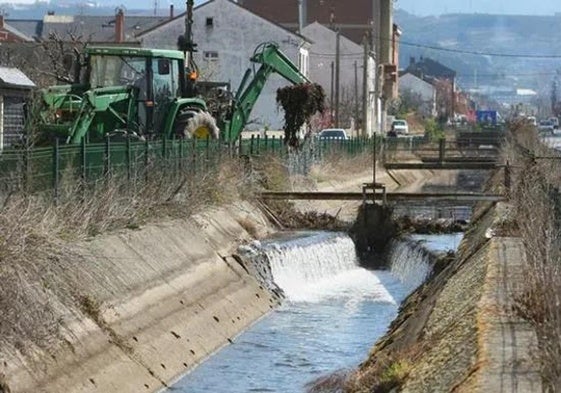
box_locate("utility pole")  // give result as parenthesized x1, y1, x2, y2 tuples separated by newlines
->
(335, 29, 341, 128)
(354, 61, 359, 134)
(330, 61, 335, 126)
(362, 34, 369, 137)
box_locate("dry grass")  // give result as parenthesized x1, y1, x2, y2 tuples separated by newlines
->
(310, 150, 374, 183)
(507, 122, 561, 391)
(0, 155, 251, 360)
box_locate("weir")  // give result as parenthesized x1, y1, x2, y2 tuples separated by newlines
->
(172, 231, 458, 392)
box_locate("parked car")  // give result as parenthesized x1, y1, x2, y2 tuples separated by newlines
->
(318, 128, 349, 140)
(548, 117, 559, 129)
(391, 119, 409, 135)
(538, 119, 555, 134)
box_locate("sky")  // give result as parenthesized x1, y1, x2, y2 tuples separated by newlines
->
(1, 0, 560, 16)
(396, 0, 561, 16)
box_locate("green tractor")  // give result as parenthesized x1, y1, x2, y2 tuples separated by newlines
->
(37, 0, 312, 146)
(38, 46, 218, 145)
(37, 42, 310, 145)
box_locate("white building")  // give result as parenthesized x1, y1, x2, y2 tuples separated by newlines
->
(137, 0, 310, 130)
(301, 22, 377, 135)
(399, 73, 437, 117)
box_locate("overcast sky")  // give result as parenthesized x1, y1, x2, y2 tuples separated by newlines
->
(396, 0, 561, 16)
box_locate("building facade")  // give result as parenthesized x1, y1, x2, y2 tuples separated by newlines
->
(138, 0, 310, 130)
(399, 73, 437, 117)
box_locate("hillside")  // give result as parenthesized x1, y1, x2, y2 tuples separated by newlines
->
(395, 9, 561, 91)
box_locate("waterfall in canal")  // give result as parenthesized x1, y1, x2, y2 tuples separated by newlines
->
(387, 240, 434, 291)
(260, 232, 434, 303)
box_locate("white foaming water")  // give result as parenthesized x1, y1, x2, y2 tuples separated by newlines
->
(387, 239, 433, 291)
(264, 233, 396, 304)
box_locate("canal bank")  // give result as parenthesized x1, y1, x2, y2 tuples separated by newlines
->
(0, 166, 438, 393)
(0, 164, 523, 393)
(345, 202, 541, 393)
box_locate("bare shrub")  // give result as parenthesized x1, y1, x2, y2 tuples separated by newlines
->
(344, 350, 414, 393)
(508, 124, 561, 391)
(0, 154, 251, 357)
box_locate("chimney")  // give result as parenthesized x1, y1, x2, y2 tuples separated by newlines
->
(0, 15, 4, 29)
(169, 4, 174, 19)
(298, 0, 307, 33)
(115, 8, 124, 43)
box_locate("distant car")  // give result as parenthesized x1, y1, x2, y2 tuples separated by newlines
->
(538, 120, 555, 134)
(391, 119, 409, 135)
(526, 116, 537, 126)
(548, 117, 559, 129)
(318, 129, 349, 140)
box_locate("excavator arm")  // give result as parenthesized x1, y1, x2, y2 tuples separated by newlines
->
(223, 43, 310, 141)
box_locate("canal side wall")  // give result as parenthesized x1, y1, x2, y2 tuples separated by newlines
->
(350, 202, 541, 392)
(0, 167, 439, 393)
(1, 202, 281, 393)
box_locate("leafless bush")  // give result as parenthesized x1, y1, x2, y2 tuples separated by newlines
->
(0, 155, 250, 358)
(508, 125, 561, 391)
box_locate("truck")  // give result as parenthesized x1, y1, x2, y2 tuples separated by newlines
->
(36, 1, 310, 145)
(475, 110, 498, 126)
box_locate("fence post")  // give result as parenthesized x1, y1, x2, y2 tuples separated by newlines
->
(144, 138, 149, 182)
(179, 139, 184, 171)
(53, 138, 60, 205)
(206, 135, 210, 162)
(162, 135, 167, 164)
(191, 137, 197, 172)
(264, 134, 268, 154)
(126, 135, 131, 182)
(256, 135, 261, 155)
(250, 134, 254, 156)
(23, 144, 30, 193)
(438, 138, 445, 164)
(104, 134, 111, 178)
(81, 137, 87, 201)
(372, 135, 377, 185)
(238, 134, 243, 157)
(272, 135, 276, 154)
(504, 161, 511, 197)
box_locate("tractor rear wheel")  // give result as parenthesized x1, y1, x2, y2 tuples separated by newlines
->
(174, 109, 219, 139)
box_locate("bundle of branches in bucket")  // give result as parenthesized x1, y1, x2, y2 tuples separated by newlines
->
(276, 83, 325, 148)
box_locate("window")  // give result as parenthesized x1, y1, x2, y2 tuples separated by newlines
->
(203, 51, 219, 61)
(206, 17, 214, 27)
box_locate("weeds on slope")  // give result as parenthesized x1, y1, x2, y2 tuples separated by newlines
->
(0, 156, 251, 356)
(508, 122, 561, 391)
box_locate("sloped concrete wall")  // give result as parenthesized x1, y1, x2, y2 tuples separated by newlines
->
(3, 202, 280, 393)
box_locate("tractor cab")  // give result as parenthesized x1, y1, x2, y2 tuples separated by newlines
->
(39, 47, 208, 144)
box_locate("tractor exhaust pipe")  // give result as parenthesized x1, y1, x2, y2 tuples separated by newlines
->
(298, 0, 307, 33)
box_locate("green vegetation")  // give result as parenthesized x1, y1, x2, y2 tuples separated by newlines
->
(424, 118, 444, 141)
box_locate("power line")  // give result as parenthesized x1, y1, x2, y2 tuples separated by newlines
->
(398, 39, 561, 58)
(312, 35, 561, 59)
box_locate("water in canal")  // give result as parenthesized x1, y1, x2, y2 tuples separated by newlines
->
(171, 231, 461, 393)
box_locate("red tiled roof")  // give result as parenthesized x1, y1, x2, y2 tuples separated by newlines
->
(240, 0, 373, 43)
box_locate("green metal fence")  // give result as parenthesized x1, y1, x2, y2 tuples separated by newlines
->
(0, 135, 428, 202)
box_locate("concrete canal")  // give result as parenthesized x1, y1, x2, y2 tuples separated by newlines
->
(169, 231, 463, 392)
